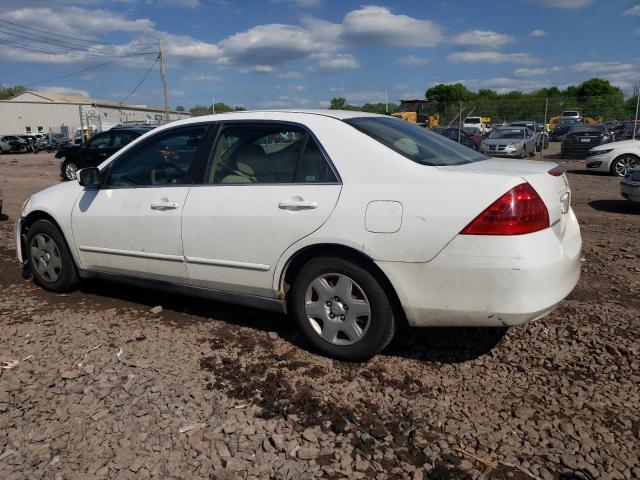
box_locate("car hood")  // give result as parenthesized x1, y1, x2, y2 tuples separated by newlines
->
(595, 139, 640, 150)
(482, 138, 522, 145)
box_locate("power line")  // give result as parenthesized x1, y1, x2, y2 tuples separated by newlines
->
(119, 54, 160, 104)
(0, 18, 155, 47)
(26, 48, 160, 87)
(0, 36, 156, 59)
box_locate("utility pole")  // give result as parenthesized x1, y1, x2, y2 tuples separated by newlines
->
(385, 89, 388, 114)
(541, 97, 548, 161)
(212, 96, 215, 114)
(78, 104, 84, 145)
(458, 101, 462, 143)
(158, 39, 170, 123)
(634, 84, 640, 140)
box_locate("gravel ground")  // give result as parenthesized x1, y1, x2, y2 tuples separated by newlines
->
(0, 147, 638, 480)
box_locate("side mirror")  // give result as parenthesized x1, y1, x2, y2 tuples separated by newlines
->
(78, 167, 101, 188)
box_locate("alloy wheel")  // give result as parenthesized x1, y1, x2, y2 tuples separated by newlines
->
(30, 233, 62, 283)
(65, 162, 78, 180)
(614, 156, 638, 177)
(304, 273, 371, 346)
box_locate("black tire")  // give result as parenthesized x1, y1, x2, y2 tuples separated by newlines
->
(289, 256, 395, 362)
(519, 146, 526, 159)
(26, 219, 79, 292)
(61, 159, 78, 181)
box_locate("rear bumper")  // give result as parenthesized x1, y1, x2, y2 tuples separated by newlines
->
(561, 143, 599, 157)
(377, 209, 582, 327)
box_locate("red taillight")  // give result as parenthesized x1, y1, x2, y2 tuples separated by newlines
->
(460, 183, 549, 235)
(547, 166, 564, 176)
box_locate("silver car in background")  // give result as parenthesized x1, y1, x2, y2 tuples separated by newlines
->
(621, 167, 640, 203)
(480, 127, 536, 158)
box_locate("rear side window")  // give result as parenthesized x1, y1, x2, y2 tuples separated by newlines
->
(206, 124, 337, 184)
(345, 116, 487, 166)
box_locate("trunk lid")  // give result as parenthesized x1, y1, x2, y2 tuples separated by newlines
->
(437, 158, 571, 238)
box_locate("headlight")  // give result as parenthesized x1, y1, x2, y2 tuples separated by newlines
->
(587, 148, 613, 157)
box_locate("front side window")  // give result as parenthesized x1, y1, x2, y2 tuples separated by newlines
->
(88, 133, 111, 148)
(104, 126, 206, 188)
(206, 124, 336, 184)
(346, 117, 486, 166)
(113, 131, 137, 147)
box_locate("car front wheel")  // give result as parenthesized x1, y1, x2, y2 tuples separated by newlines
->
(62, 160, 79, 181)
(26, 219, 79, 292)
(611, 154, 638, 177)
(290, 256, 395, 361)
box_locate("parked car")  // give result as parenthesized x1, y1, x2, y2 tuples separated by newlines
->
(561, 109, 582, 122)
(15, 111, 581, 361)
(551, 118, 578, 141)
(508, 121, 548, 151)
(1, 135, 28, 153)
(0, 137, 10, 154)
(462, 116, 488, 134)
(480, 127, 536, 158)
(18, 135, 39, 153)
(462, 127, 483, 149)
(561, 124, 610, 158)
(586, 139, 640, 177)
(617, 121, 640, 142)
(621, 166, 640, 203)
(438, 127, 476, 149)
(55, 125, 154, 180)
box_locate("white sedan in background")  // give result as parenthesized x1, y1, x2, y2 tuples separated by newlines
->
(586, 139, 640, 176)
(15, 110, 581, 361)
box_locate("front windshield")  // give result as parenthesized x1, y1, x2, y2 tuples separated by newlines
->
(345, 116, 487, 166)
(488, 129, 524, 140)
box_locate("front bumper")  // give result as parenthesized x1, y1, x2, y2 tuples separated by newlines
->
(480, 148, 520, 157)
(14, 217, 24, 263)
(621, 180, 640, 203)
(585, 151, 616, 172)
(377, 209, 582, 327)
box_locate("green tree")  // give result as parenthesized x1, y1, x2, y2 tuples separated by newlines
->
(575, 78, 623, 99)
(175, 105, 185, 112)
(0, 84, 27, 99)
(329, 97, 348, 110)
(425, 83, 474, 103)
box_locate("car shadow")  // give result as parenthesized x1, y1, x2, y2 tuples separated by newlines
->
(589, 199, 640, 214)
(0, 214, 8, 222)
(565, 169, 605, 176)
(76, 278, 503, 363)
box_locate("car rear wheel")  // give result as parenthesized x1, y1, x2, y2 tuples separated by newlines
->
(611, 154, 639, 177)
(519, 146, 526, 159)
(62, 160, 78, 181)
(290, 256, 395, 361)
(26, 219, 79, 292)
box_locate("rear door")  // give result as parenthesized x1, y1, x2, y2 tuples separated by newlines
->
(182, 122, 342, 297)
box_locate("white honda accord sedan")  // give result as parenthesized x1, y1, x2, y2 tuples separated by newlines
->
(15, 110, 581, 361)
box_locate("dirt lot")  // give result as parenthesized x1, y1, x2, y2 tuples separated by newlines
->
(1, 146, 639, 480)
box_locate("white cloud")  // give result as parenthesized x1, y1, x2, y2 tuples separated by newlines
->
(182, 73, 221, 81)
(329, 86, 344, 92)
(473, 77, 550, 93)
(530, 29, 547, 37)
(311, 53, 359, 73)
(623, 5, 640, 15)
(452, 30, 514, 49)
(338, 6, 443, 47)
(253, 65, 275, 73)
(257, 95, 313, 108)
(527, 0, 592, 8)
(514, 66, 561, 77)
(397, 55, 428, 67)
(448, 51, 539, 64)
(569, 62, 634, 74)
(2, 7, 153, 38)
(36, 86, 90, 97)
(342, 90, 386, 104)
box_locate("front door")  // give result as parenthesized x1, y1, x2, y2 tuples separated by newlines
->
(72, 125, 209, 283)
(82, 131, 114, 167)
(182, 123, 342, 297)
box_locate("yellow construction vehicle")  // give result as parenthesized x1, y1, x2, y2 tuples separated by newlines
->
(392, 99, 440, 128)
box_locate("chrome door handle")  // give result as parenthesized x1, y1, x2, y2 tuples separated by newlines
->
(150, 201, 179, 211)
(278, 199, 318, 210)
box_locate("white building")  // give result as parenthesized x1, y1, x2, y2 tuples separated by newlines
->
(0, 91, 191, 138)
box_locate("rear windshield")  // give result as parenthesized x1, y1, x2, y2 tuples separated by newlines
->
(563, 111, 579, 116)
(488, 129, 524, 139)
(345, 116, 487, 166)
(465, 117, 481, 124)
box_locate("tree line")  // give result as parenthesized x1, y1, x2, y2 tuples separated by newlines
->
(330, 78, 639, 123)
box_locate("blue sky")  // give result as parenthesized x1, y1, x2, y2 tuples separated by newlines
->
(0, 0, 638, 109)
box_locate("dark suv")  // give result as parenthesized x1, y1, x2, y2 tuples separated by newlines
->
(56, 125, 154, 180)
